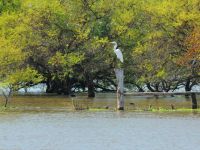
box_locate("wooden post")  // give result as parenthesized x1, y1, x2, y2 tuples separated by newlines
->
(115, 69, 124, 110)
(191, 93, 198, 109)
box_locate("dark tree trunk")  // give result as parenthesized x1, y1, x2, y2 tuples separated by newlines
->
(191, 93, 197, 109)
(46, 79, 58, 93)
(61, 78, 71, 95)
(185, 78, 191, 98)
(161, 80, 170, 92)
(185, 78, 191, 91)
(146, 83, 155, 92)
(86, 74, 95, 98)
(46, 79, 51, 93)
(46, 78, 72, 95)
(135, 84, 144, 92)
(46, 78, 53, 93)
(155, 83, 160, 92)
(4, 96, 8, 107)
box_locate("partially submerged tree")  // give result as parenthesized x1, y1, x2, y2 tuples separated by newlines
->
(0, 67, 43, 107)
(0, 15, 43, 107)
(0, 0, 200, 98)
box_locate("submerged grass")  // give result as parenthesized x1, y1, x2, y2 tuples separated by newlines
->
(1, 105, 200, 113)
(139, 108, 200, 113)
(88, 108, 110, 111)
(0, 106, 18, 113)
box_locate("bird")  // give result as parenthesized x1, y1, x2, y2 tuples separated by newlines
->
(111, 41, 123, 63)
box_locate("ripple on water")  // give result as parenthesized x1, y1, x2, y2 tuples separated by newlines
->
(0, 111, 200, 150)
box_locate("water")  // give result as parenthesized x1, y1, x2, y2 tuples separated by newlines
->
(0, 93, 199, 111)
(0, 111, 200, 150)
(0, 94, 200, 150)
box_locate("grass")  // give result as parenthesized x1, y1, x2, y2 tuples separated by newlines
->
(144, 107, 200, 113)
(88, 108, 110, 111)
(82, 107, 200, 113)
(1, 105, 200, 113)
(0, 106, 18, 113)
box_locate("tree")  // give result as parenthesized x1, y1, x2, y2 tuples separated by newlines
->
(0, 37, 43, 107)
(0, 3, 43, 106)
(1, 0, 200, 98)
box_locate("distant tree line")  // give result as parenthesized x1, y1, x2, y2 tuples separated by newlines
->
(0, 0, 199, 97)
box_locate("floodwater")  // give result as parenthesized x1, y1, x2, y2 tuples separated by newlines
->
(0, 93, 200, 150)
(0, 93, 199, 111)
(0, 112, 200, 150)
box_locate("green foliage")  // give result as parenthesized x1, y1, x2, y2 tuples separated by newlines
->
(0, 0, 21, 13)
(3, 67, 43, 88)
(0, 0, 200, 94)
(48, 52, 84, 79)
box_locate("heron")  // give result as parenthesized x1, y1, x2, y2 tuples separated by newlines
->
(111, 41, 123, 63)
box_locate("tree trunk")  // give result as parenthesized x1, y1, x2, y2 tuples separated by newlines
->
(46, 81, 51, 93)
(2, 89, 12, 107)
(185, 78, 191, 98)
(24, 87, 28, 93)
(86, 74, 95, 98)
(191, 93, 198, 109)
(61, 79, 71, 95)
(4, 96, 8, 107)
(146, 83, 155, 92)
(46, 78, 56, 93)
(135, 84, 144, 92)
(46, 77, 72, 95)
(155, 83, 160, 92)
(115, 69, 124, 110)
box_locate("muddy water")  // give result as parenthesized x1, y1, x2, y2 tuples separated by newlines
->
(0, 93, 198, 111)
